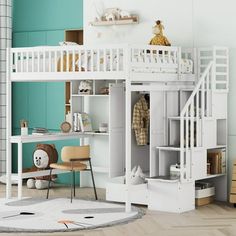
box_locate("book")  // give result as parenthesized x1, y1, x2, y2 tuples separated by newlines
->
(207, 152, 221, 174)
(207, 150, 226, 175)
(221, 148, 226, 174)
(78, 112, 93, 132)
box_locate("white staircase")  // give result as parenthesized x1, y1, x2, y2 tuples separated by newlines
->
(151, 47, 229, 212)
(179, 61, 215, 182)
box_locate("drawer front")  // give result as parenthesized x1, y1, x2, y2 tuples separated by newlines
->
(106, 181, 148, 205)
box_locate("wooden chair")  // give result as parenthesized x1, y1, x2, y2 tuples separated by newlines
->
(46, 145, 97, 202)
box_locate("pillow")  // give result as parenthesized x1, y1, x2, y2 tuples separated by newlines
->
(59, 41, 79, 46)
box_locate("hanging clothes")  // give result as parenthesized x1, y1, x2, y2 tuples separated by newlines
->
(132, 96, 150, 146)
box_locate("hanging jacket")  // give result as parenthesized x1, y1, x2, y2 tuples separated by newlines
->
(132, 96, 150, 146)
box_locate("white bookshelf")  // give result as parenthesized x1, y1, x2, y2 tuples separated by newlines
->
(70, 80, 125, 188)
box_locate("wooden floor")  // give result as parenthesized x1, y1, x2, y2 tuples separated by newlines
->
(1, 184, 236, 236)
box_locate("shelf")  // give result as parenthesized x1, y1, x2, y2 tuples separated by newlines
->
(90, 16, 139, 26)
(207, 145, 227, 149)
(156, 146, 204, 152)
(79, 131, 109, 136)
(156, 146, 182, 151)
(199, 173, 226, 180)
(168, 116, 197, 121)
(72, 94, 109, 97)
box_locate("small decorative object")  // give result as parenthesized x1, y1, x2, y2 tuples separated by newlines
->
(118, 9, 131, 19)
(99, 86, 109, 95)
(99, 123, 108, 133)
(20, 119, 28, 135)
(104, 12, 116, 21)
(149, 20, 171, 46)
(27, 144, 58, 190)
(60, 121, 71, 133)
(32, 127, 49, 135)
(78, 80, 92, 95)
(91, 7, 138, 26)
(130, 166, 146, 185)
(170, 164, 181, 178)
(78, 112, 93, 132)
(102, 8, 120, 21)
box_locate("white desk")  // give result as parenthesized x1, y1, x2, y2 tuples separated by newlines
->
(7, 132, 105, 199)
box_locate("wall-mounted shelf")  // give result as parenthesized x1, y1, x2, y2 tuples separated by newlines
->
(90, 15, 139, 26)
(72, 94, 109, 97)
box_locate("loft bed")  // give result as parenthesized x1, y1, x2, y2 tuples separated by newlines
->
(5, 44, 229, 214)
(8, 44, 196, 82)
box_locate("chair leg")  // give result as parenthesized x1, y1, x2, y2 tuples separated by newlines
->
(89, 159, 97, 200)
(46, 168, 52, 199)
(70, 170, 73, 203)
(73, 171, 76, 197)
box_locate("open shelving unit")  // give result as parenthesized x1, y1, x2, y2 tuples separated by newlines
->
(69, 79, 125, 188)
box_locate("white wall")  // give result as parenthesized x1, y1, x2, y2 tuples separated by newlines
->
(84, 0, 236, 190)
(84, 0, 194, 46)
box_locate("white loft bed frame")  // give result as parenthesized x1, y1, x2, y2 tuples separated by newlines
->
(6, 44, 228, 213)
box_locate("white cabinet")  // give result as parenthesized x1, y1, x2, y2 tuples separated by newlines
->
(148, 179, 195, 213)
(70, 80, 125, 188)
(109, 84, 125, 178)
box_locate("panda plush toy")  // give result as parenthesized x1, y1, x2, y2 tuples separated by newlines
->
(27, 144, 58, 190)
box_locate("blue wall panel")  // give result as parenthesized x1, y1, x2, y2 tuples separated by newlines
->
(12, 0, 83, 184)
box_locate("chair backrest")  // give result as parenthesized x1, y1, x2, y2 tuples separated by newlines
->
(61, 145, 90, 162)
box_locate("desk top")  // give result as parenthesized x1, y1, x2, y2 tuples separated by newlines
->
(10, 131, 109, 143)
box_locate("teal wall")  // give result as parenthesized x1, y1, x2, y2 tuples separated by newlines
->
(12, 0, 83, 184)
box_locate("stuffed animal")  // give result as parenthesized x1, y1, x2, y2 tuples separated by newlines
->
(102, 8, 132, 21)
(104, 12, 115, 21)
(27, 144, 58, 190)
(130, 165, 146, 185)
(78, 80, 92, 95)
(102, 8, 120, 21)
(149, 20, 171, 46)
(118, 9, 131, 19)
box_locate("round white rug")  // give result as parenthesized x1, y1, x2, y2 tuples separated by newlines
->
(0, 198, 142, 232)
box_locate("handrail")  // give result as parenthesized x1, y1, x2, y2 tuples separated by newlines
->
(180, 61, 213, 117)
(179, 61, 214, 182)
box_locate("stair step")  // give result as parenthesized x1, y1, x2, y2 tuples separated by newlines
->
(168, 116, 214, 121)
(156, 146, 205, 152)
(156, 146, 182, 151)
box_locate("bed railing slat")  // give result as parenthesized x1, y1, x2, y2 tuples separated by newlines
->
(78, 50, 81, 72)
(72, 50, 75, 72)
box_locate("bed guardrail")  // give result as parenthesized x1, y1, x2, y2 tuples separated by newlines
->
(9, 44, 197, 81)
(10, 45, 127, 75)
(130, 44, 179, 71)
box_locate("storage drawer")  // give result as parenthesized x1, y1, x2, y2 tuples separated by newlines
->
(148, 179, 195, 213)
(106, 176, 148, 205)
(195, 187, 215, 206)
(195, 186, 215, 198)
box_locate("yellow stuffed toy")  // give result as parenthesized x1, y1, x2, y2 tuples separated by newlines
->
(149, 20, 171, 46)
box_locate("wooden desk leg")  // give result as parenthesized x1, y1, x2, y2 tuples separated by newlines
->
(18, 142, 23, 199)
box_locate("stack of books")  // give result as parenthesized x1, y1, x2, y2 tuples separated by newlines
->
(32, 127, 49, 135)
(207, 149, 226, 174)
(73, 112, 93, 132)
